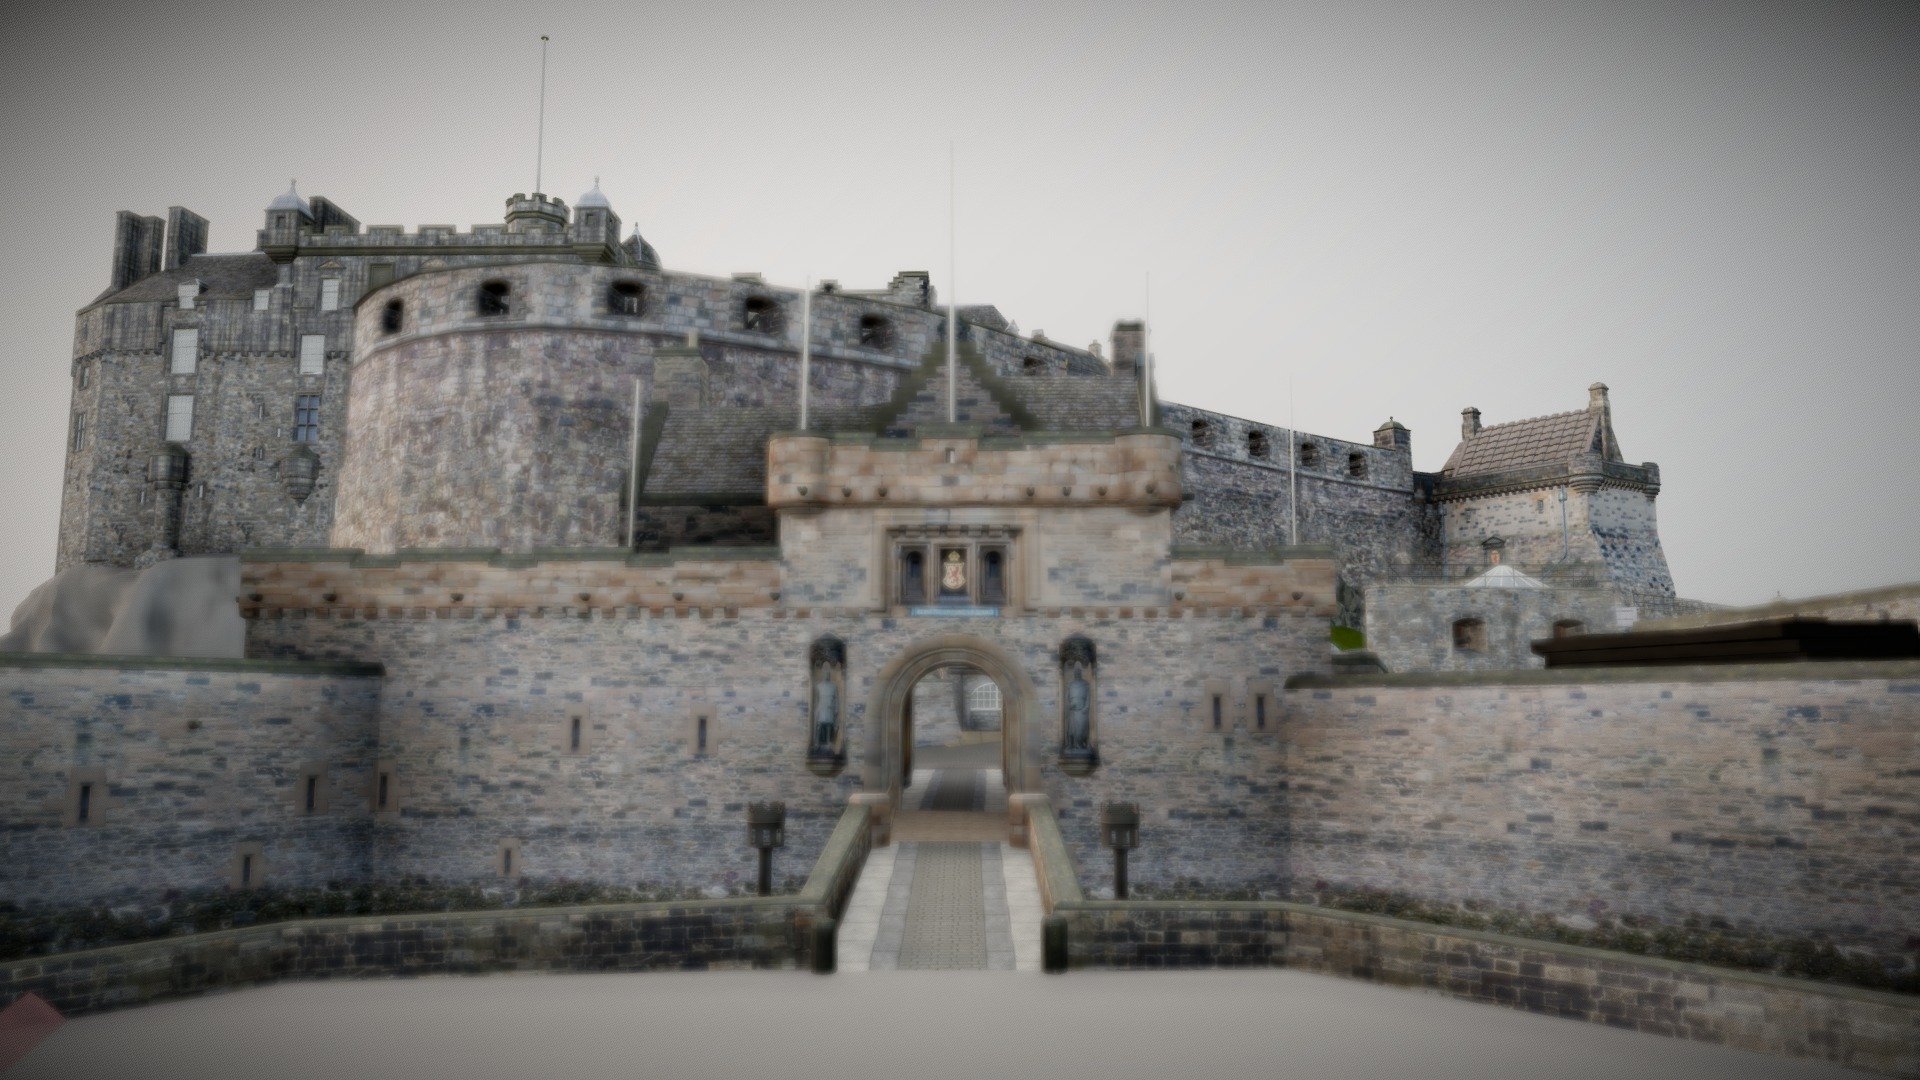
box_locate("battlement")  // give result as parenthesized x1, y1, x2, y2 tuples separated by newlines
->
(766, 431, 1183, 511)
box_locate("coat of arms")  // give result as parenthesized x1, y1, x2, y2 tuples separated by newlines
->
(941, 550, 967, 593)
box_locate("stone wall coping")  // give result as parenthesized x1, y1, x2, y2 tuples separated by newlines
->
(794, 802, 871, 913)
(239, 546, 780, 567)
(0, 653, 384, 678)
(1024, 799, 1085, 910)
(1051, 897, 1920, 1011)
(1172, 545, 1338, 563)
(1638, 581, 1920, 631)
(1284, 658, 1920, 689)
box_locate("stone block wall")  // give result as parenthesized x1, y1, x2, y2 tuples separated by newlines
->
(241, 597, 1330, 896)
(1363, 581, 1617, 672)
(1282, 662, 1920, 970)
(0, 656, 382, 909)
(1638, 582, 1920, 632)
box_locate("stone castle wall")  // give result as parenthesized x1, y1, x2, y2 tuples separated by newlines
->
(1439, 484, 1674, 599)
(235, 600, 1330, 898)
(1283, 662, 1920, 969)
(1363, 582, 1619, 672)
(0, 657, 381, 909)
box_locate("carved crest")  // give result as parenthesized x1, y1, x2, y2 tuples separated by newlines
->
(808, 635, 846, 669)
(941, 550, 967, 592)
(1058, 635, 1097, 669)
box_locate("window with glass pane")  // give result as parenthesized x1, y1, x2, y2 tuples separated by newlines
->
(293, 395, 321, 443)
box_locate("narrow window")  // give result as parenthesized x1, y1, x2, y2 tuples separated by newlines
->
(901, 549, 926, 605)
(304, 775, 318, 813)
(1349, 452, 1367, 478)
(299, 334, 326, 375)
(1211, 695, 1223, 730)
(1022, 356, 1042, 374)
(293, 395, 321, 443)
(76, 782, 92, 823)
(1248, 431, 1269, 460)
(477, 280, 511, 317)
(253, 288, 271, 312)
(320, 278, 341, 312)
(858, 315, 894, 348)
(240, 854, 253, 886)
(1191, 419, 1211, 448)
(380, 299, 404, 334)
(170, 328, 199, 375)
(366, 263, 395, 292)
(696, 716, 709, 756)
(569, 715, 582, 751)
(742, 296, 782, 334)
(610, 281, 644, 316)
(1298, 442, 1319, 467)
(980, 548, 1006, 606)
(502, 848, 513, 875)
(71, 412, 86, 452)
(76, 364, 89, 390)
(1255, 694, 1267, 731)
(377, 772, 390, 809)
(165, 394, 195, 442)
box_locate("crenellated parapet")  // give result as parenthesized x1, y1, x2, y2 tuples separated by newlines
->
(765, 431, 1183, 512)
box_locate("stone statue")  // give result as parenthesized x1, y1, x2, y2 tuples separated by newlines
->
(1065, 669, 1091, 752)
(811, 670, 839, 753)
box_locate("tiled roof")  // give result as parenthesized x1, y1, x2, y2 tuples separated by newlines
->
(89, 253, 280, 307)
(1441, 408, 1609, 476)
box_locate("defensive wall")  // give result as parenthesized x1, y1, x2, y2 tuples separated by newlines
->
(1282, 661, 1920, 972)
(1363, 576, 1618, 672)
(1639, 581, 1920, 632)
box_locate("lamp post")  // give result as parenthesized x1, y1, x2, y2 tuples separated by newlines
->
(1099, 801, 1139, 900)
(747, 801, 786, 896)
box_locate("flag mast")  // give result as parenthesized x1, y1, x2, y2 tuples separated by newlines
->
(535, 35, 550, 193)
(947, 142, 958, 424)
(799, 277, 812, 431)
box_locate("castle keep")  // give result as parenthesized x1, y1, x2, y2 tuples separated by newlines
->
(6, 183, 1914, 1007)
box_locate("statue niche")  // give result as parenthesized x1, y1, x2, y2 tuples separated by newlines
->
(1058, 635, 1098, 776)
(806, 636, 848, 776)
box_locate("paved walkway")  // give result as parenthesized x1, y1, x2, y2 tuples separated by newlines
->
(837, 755, 1043, 972)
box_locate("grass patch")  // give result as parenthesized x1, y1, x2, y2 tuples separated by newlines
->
(1330, 626, 1366, 651)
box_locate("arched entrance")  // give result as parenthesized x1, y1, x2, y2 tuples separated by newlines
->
(863, 634, 1041, 811)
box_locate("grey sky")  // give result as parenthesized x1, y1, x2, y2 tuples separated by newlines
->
(2, 0, 1914, 617)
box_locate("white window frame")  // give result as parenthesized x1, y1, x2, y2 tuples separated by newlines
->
(165, 394, 194, 442)
(966, 680, 1001, 713)
(253, 289, 271, 312)
(170, 328, 199, 375)
(319, 278, 341, 312)
(299, 335, 326, 376)
(177, 280, 199, 310)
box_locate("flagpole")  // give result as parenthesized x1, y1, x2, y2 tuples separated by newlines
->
(535, 35, 550, 193)
(1142, 272, 1152, 427)
(1288, 375, 1298, 547)
(799, 277, 811, 431)
(625, 376, 642, 550)
(947, 142, 958, 424)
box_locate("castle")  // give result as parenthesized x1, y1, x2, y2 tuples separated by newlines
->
(5, 182, 1913, 1009)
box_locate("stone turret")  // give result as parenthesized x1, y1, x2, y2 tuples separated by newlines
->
(505, 192, 568, 234)
(1373, 418, 1410, 452)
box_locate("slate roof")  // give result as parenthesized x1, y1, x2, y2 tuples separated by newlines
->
(1441, 407, 1615, 477)
(90, 253, 280, 307)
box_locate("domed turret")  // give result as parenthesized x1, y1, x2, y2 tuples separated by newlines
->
(268, 179, 309, 213)
(576, 178, 611, 209)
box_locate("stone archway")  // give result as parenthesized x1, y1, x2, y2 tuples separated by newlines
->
(863, 634, 1041, 810)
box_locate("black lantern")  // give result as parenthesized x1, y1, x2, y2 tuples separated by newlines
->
(747, 801, 787, 896)
(1099, 801, 1139, 899)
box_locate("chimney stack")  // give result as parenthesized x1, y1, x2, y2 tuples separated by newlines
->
(1461, 407, 1482, 440)
(1110, 320, 1145, 374)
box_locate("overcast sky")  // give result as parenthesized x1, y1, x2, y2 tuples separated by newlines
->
(1, 0, 1914, 619)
